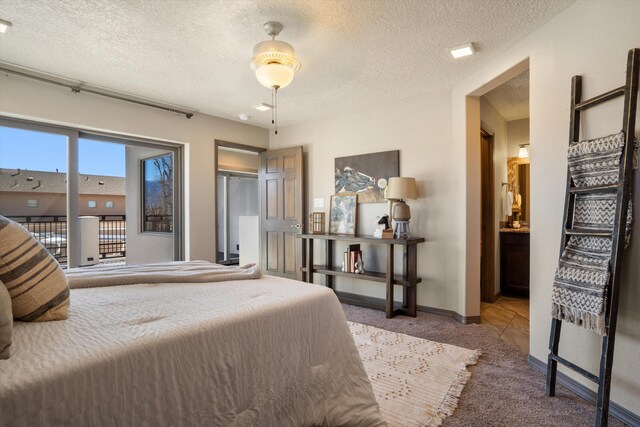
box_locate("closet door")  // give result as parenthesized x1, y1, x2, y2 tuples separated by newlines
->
(259, 146, 304, 279)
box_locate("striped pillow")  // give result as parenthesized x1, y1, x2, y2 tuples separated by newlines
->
(0, 282, 12, 359)
(0, 216, 70, 321)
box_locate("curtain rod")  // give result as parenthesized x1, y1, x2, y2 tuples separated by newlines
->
(0, 66, 194, 119)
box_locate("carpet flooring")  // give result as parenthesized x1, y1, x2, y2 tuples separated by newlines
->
(342, 304, 627, 427)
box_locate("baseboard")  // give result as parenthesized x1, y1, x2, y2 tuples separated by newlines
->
(491, 291, 502, 303)
(527, 355, 640, 426)
(334, 290, 480, 324)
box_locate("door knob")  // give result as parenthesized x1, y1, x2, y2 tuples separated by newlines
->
(291, 224, 301, 229)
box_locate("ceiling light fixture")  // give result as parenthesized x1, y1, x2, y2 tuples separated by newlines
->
(251, 21, 301, 135)
(0, 19, 12, 34)
(252, 103, 273, 111)
(518, 144, 530, 158)
(450, 42, 475, 59)
(238, 114, 251, 121)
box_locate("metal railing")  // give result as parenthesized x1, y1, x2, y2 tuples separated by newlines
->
(8, 215, 126, 263)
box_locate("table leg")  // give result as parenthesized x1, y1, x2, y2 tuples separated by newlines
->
(386, 244, 394, 318)
(406, 244, 417, 317)
(325, 239, 334, 289)
(306, 238, 314, 283)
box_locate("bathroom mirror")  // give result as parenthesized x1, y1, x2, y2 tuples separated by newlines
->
(517, 163, 530, 222)
(507, 157, 530, 224)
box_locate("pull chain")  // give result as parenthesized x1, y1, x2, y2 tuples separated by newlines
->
(274, 87, 278, 135)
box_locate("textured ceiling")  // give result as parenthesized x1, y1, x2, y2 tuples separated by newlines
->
(0, 0, 571, 128)
(483, 69, 530, 121)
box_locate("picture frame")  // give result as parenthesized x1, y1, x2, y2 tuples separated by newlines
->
(329, 195, 357, 235)
(335, 150, 400, 203)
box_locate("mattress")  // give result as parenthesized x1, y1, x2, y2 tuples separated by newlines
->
(0, 275, 385, 427)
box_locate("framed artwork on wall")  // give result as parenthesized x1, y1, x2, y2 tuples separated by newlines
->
(329, 195, 357, 235)
(335, 150, 400, 203)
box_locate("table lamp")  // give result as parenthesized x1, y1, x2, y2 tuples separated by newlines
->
(386, 177, 418, 239)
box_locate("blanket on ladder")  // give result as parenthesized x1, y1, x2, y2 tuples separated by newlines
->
(66, 261, 261, 289)
(552, 131, 636, 335)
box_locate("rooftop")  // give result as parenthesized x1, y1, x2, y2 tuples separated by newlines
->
(0, 168, 126, 196)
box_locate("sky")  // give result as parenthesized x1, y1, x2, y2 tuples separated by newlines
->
(0, 126, 126, 177)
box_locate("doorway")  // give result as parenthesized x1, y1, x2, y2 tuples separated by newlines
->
(217, 173, 259, 265)
(214, 140, 265, 266)
(477, 68, 531, 353)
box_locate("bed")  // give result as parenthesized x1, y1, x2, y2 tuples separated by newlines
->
(0, 272, 385, 426)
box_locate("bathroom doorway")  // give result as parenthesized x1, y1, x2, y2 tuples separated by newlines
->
(478, 69, 531, 354)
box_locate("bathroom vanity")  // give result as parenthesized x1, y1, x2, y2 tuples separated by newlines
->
(500, 228, 530, 297)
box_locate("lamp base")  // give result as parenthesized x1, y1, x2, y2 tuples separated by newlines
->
(393, 220, 411, 240)
(392, 200, 411, 221)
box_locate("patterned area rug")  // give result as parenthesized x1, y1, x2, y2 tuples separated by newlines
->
(350, 322, 481, 427)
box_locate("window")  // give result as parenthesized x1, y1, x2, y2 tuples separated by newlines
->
(142, 154, 173, 232)
(1, 117, 183, 266)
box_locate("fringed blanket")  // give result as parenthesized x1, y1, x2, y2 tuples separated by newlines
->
(66, 261, 261, 289)
(552, 131, 636, 335)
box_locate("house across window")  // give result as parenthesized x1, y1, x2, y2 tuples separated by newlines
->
(105, 201, 114, 208)
(88, 200, 97, 208)
(27, 199, 38, 208)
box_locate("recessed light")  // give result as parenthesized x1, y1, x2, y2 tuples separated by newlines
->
(0, 19, 12, 34)
(450, 42, 475, 59)
(238, 114, 251, 121)
(253, 103, 273, 111)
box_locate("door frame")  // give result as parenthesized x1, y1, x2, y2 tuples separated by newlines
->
(213, 140, 266, 264)
(480, 127, 497, 303)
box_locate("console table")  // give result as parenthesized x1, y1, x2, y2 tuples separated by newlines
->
(297, 234, 425, 319)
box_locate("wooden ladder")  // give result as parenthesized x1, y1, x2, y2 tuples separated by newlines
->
(546, 48, 639, 426)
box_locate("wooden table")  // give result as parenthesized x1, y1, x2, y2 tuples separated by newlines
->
(297, 233, 425, 318)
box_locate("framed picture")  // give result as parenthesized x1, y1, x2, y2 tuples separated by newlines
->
(329, 195, 357, 235)
(335, 150, 400, 203)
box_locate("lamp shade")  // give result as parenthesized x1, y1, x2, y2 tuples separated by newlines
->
(255, 63, 295, 89)
(518, 145, 529, 158)
(251, 38, 300, 89)
(386, 177, 418, 200)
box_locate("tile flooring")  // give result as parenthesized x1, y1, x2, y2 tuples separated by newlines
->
(480, 296, 529, 354)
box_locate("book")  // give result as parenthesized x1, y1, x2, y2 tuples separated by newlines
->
(343, 244, 360, 273)
(350, 250, 357, 273)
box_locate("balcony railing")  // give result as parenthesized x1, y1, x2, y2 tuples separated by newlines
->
(8, 215, 126, 263)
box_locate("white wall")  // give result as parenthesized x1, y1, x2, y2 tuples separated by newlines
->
(0, 75, 269, 262)
(270, 90, 457, 312)
(480, 97, 508, 296)
(507, 119, 530, 157)
(452, 0, 640, 413)
(125, 146, 174, 265)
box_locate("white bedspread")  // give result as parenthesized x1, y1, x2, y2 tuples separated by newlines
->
(0, 276, 385, 427)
